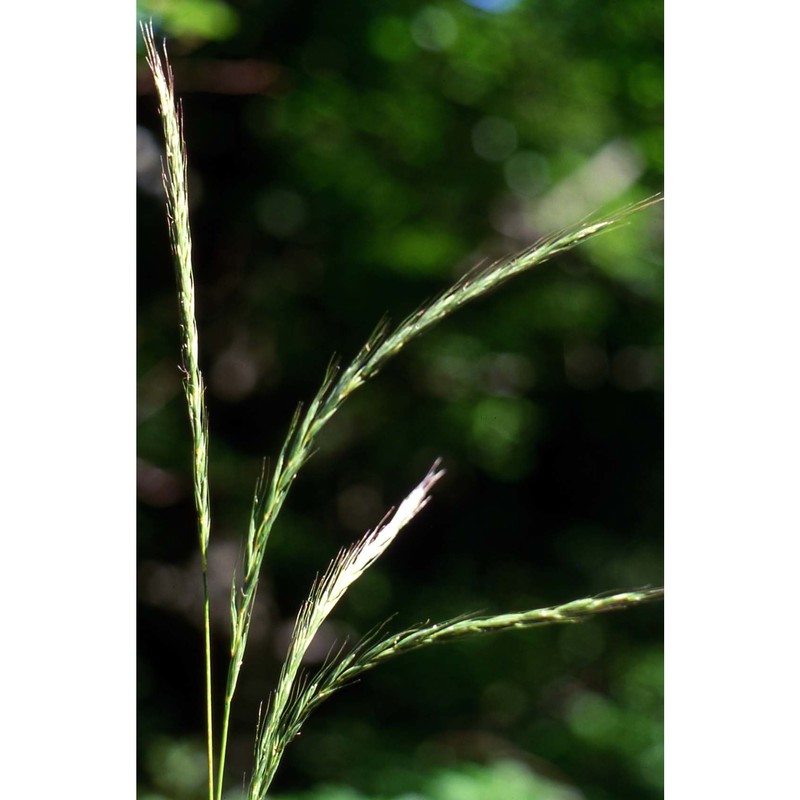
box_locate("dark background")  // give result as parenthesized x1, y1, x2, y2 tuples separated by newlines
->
(137, 1, 663, 798)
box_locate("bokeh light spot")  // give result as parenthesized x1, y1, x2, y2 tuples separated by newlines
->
(411, 6, 459, 52)
(255, 188, 308, 238)
(504, 150, 550, 198)
(463, 0, 522, 12)
(369, 16, 416, 62)
(472, 116, 518, 161)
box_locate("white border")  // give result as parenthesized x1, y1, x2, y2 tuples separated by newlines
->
(2, 3, 134, 794)
(666, 1, 800, 795)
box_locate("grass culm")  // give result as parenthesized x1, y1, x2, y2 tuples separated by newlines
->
(141, 24, 664, 800)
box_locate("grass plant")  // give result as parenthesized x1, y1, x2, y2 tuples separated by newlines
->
(141, 24, 664, 800)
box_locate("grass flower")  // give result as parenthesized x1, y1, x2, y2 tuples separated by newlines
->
(141, 24, 664, 800)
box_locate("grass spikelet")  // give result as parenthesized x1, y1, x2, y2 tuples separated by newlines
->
(261, 587, 664, 790)
(249, 462, 445, 795)
(141, 22, 216, 800)
(226, 198, 664, 767)
(141, 27, 663, 800)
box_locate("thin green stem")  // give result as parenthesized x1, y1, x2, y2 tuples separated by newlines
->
(142, 24, 215, 800)
(216, 697, 233, 800)
(203, 570, 215, 799)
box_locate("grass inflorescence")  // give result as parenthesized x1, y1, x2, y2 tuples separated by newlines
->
(141, 23, 663, 800)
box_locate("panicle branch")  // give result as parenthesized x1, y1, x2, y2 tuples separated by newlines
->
(255, 586, 664, 795)
(230, 196, 663, 709)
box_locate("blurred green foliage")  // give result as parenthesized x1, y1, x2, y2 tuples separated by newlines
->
(138, 0, 239, 42)
(141, 756, 607, 800)
(137, 0, 662, 798)
(264, 759, 595, 799)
